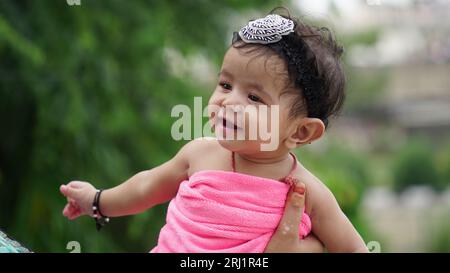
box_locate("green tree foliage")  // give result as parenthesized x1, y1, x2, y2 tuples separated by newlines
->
(0, 0, 279, 252)
(1, 0, 375, 252)
(392, 139, 443, 193)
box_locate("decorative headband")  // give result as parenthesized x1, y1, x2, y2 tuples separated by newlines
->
(238, 14, 295, 44)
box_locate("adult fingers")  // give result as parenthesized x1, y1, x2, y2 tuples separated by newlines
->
(275, 182, 306, 239)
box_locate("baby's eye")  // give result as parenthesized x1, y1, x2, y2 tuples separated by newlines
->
(219, 82, 232, 91)
(248, 94, 262, 103)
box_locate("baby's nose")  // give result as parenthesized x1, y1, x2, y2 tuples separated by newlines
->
(222, 90, 244, 106)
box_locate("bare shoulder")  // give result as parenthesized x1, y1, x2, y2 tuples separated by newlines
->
(293, 161, 339, 217)
(178, 137, 228, 176)
(179, 137, 222, 157)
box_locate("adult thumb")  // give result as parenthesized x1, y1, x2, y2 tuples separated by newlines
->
(276, 182, 306, 238)
(289, 182, 306, 209)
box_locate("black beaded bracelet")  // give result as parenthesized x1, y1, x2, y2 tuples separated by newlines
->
(92, 189, 110, 231)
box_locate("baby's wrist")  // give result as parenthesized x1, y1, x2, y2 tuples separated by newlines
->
(92, 189, 110, 231)
(87, 188, 97, 216)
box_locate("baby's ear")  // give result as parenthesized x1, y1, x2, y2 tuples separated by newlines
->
(285, 118, 325, 149)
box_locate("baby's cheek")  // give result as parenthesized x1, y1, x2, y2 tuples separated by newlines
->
(241, 107, 257, 140)
(241, 106, 269, 141)
(207, 102, 221, 121)
(260, 106, 277, 132)
(260, 105, 284, 142)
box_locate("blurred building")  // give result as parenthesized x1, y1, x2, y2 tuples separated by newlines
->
(301, 0, 450, 146)
(296, 0, 450, 252)
(349, 0, 450, 136)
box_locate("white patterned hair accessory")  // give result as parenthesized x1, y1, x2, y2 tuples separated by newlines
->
(238, 14, 295, 44)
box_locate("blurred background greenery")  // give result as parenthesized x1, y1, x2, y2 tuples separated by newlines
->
(0, 0, 449, 252)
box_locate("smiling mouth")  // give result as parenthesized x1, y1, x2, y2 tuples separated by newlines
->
(217, 116, 242, 130)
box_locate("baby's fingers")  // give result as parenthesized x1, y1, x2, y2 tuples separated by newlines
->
(68, 197, 78, 208)
(68, 208, 82, 220)
(63, 203, 81, 220)
(60, 184, 82, 200)
(62, 203, 74, 217)
(62, 204, 69, 217)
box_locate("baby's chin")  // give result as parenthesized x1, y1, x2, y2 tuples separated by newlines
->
(216, 138, 247, 152)
(212, 124, 282, 153)
(216, 136, 282, 155)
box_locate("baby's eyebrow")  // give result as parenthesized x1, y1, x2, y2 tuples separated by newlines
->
(218, 69, 274, 100)
(218, 69, 233, 79)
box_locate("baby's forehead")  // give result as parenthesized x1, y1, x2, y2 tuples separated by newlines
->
(222, 47, 291, 91)
(224, 46, 287, 72)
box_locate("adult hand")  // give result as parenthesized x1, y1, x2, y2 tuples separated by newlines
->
(265, 182, 325, 253)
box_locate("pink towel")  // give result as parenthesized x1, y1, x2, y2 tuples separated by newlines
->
(150, 170, 312, 253)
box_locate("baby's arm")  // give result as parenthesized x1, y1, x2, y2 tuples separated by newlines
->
(61, 140, 197, 219)
(310, 185, 369, 253)
(99, 142, 192, 217)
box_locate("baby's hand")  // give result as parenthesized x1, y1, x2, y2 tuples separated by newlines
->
(59, 181, 97, 220)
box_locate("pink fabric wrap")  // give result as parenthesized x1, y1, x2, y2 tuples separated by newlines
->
(150, 170, 311, 253)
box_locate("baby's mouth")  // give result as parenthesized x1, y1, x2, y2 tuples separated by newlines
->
(217, 116, 242, 130)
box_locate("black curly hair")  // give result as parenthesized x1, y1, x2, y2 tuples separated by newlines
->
(231, 8, 345, 128)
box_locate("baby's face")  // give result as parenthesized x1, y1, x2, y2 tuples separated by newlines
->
(208, 46, 300, 154)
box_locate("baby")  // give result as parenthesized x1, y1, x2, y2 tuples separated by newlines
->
(60, 11, 368, 253)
